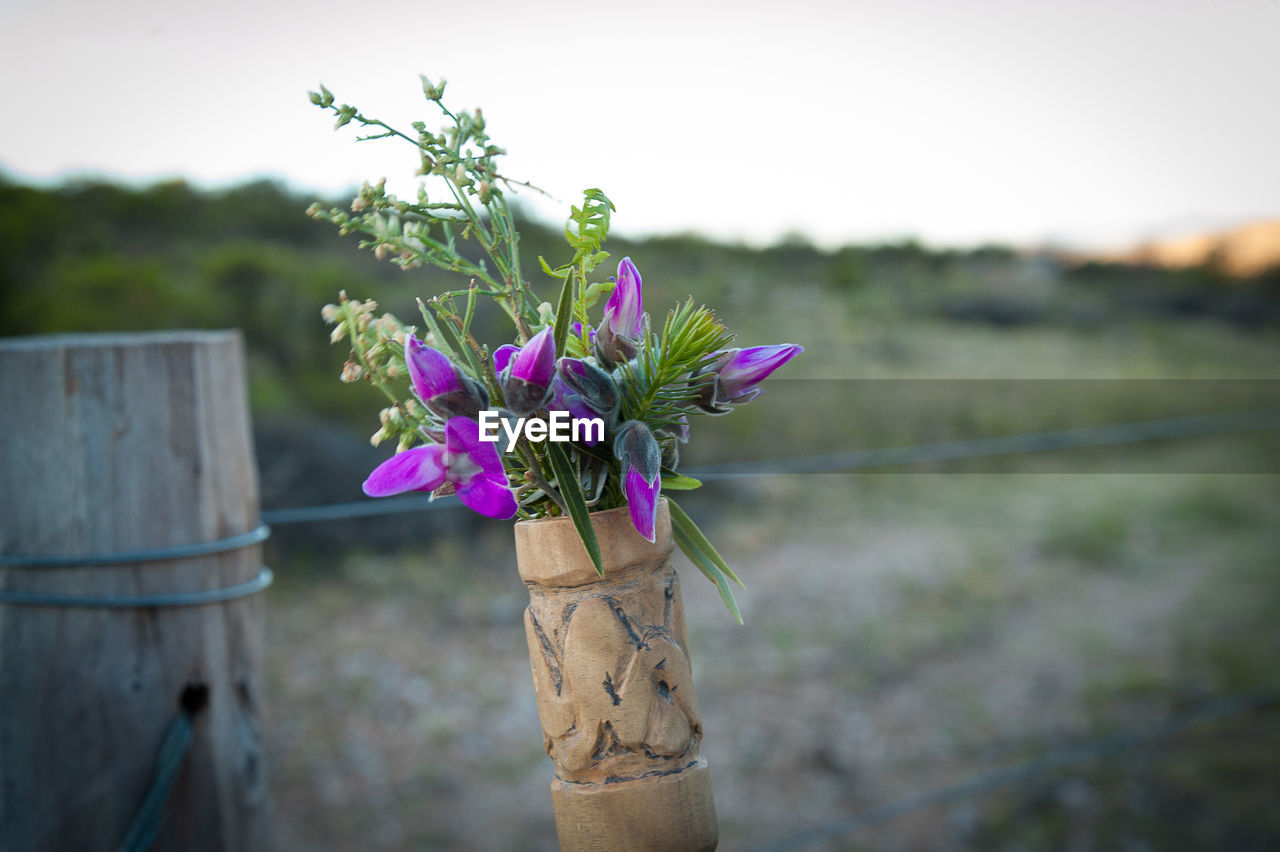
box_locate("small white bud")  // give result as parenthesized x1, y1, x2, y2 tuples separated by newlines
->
(341, 361, 365, 383)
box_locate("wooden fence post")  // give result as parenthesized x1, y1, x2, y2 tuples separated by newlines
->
(0, 331, 271, 851)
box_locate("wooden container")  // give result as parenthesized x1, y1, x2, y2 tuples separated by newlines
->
(0, 331, 270, 851)
(515, 499, 718, 851)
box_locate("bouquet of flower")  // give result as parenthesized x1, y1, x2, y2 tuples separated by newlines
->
(309, 78, 800, 621)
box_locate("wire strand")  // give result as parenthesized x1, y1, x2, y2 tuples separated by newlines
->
(748, 687, 1280, 851)
(260, 408, 1280, 525)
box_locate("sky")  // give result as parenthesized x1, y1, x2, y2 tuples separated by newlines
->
(1, 0, 1277, 250)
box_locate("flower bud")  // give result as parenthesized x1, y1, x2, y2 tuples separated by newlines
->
(695, 344, 803, 413)
(613, 420, 662, 542)
(557, 357, 619, 420)
(595, 257, 648, 366)
(341, 360, 364, 383)
(549, 377, 605, 446)
(661, 437, 680, 470)
(406, 335, 489, 420)
(498, 328, 556, 416)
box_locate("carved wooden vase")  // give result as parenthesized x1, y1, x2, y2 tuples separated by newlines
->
(516, 499, 718, 851)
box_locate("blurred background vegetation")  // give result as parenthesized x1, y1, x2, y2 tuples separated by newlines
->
(3, 174, 1278, 849)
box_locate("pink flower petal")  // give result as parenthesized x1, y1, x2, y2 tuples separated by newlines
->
(718, 344, 803, 398)
(362, 445, 447, 497)
(406, 336, 462, 400)
(492, 344, 519, 375)
(605, 257, 645, 339)
(445, 416, 507, 483)
(624, 466, 660, 543)
(456, 475, 518, 519)
(511, 327, 556, 387)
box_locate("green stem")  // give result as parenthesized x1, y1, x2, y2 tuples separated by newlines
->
(517, 440, 566, 514)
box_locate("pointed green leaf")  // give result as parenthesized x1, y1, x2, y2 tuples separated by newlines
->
(546, 442, 603, 575)
(417, 298, 483, 380)
(660, 471, 702, 491)
(552, 269, 575, 363)
(667, 497, 745, 624)
(538, 255, 569, 278)
(583, 280, 614, 309)
(667, 497, 743, 588)
(416, 299, 467, 364)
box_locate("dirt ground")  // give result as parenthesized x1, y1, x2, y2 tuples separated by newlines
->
(261, 469, 1279, 850)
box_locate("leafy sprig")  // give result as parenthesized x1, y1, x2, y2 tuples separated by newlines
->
(309, 79, 806, 621)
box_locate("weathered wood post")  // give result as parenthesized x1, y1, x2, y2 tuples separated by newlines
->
(0, 331, 271, 851)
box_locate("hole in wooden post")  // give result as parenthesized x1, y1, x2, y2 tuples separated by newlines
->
(180, 680, 209, 717)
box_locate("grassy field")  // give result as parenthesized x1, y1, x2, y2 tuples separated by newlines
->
(262, 315, 1279, 850)
(6, 177, 1276, 848)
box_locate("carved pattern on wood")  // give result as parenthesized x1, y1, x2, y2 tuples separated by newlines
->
(523, 559, 703, 784)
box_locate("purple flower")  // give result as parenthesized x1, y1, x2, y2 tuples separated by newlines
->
(696, 344, 803, 414)
(614, 420, 661, 542)
(492, 344, 519, 375)
(605, 258, 645, 339)
(557, 357, 619, 421)
(716, 344, 803, 402)
(362, 416, 517, 519)
(498, 327, 557, 416)
(549, 377, 603, 446)
(595, 257, 648, 364)
(407, 335, 461, 397)
(510, 327, 557, 386)
(406, 335, 488, 420)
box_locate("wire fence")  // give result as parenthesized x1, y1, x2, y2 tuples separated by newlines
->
(256, 407, 1279, 846)
(261, 407, 1280, 525)
(748, 687, 1280, 850)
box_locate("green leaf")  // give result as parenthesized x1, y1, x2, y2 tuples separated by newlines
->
(538, 255, 569, 279)
(667, 497, 744, 624)
(546, 442, 604, 575)
(582, 280, 614, 309)
(660, 471, 702, 491)
(416, 299, 463, 362)
(552, 269, 575, 363)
